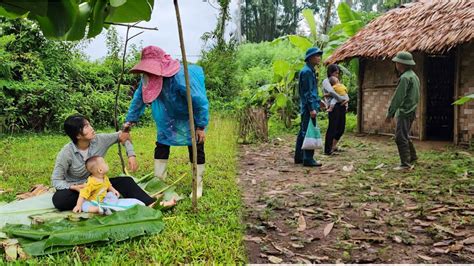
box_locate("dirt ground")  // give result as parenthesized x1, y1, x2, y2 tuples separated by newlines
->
(238, 134, 474, 263)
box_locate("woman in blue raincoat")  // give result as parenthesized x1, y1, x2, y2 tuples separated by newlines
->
(124, 46, 209, 198)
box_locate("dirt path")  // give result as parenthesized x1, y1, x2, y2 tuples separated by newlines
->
(238, 134, 473, 263)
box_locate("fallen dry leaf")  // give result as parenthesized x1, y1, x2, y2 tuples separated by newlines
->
(291, 243, 305, 249)
(295, 253, 329, 263)
(392, 235, 402, 243)
(414, 219, 432, 227)
(432, 223, 455, 235)
(448, 243, 464, 252)
(364, 210, 375, 218)
(323, 222, 334, 237)
(405, 205, 420, 211)
(17, 246, 27, 260)
(298, 208, 317, 214)
(2, 239, 20, 261)
(251, 179, 257, 185)
(430, 248, 448, 254)
(16, 184, 50, 200)
(417, 254, 433, 261)
(431, 207, 449, 213)
(453, 231, 468, 237)
(374, 163, 385, 170)
(352, 236, 385, 243)
(246, 171, 256, 176)
(425, 216, 437, 221)
(433, 239, 454, 247)
(5, 244, 18, 261)
(341, 221, 356, 229)
(244, 235, 263, 243)
(295, 257, 311, 264)
(342, 164, 354, 172)
(297, 213, 307, 232)
(462, 236, 474, 245)
(320, 169, 337, 174)
(268, 255, 283, 264)
(465, 246, 474, 254)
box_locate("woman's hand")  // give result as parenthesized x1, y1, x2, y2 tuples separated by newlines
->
(70, 184, 86, 192)
(320, 101, 328, 112)
(196, 129, 206, 144)
(73, 205, 82, 213)
(118, 131, 131, 144)
(128, 156, 138, 172)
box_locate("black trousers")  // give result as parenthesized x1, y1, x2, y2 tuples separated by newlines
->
(324, 103, 346, 154)
(154, 142, 205, 164)
(52, 176, 155, 211)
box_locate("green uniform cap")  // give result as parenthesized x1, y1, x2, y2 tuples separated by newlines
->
(392, 51, 416, 66)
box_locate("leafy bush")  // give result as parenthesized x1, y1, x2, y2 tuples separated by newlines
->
(0, 18, 142, 133)
(198, 43, 239, 107)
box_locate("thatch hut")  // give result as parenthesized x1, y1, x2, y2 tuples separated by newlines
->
(326, 0, 474, 145)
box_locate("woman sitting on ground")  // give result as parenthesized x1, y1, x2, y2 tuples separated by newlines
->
(51, 114, 156, 211)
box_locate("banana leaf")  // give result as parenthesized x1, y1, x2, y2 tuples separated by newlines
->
(2, 205, 164, 256)
(0, 193, 56, 229)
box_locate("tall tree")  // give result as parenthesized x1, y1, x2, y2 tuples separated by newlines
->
(238, 0, 344, 42)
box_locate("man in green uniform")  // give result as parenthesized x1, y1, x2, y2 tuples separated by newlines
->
(385, 51, 420, 170)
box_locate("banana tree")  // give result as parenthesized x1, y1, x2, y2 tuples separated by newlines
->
(0, 0, 154, 40)
(268, 59, 304, 127)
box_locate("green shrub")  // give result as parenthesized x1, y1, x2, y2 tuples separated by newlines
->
(0, 18, 144, 133)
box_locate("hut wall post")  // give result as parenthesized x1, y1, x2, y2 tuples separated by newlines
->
(357, 58, 365, 134)
(418, 54, 427, 141)
(453, 46, 461, 145)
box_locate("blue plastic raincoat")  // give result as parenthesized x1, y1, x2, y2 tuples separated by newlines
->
(126, 64, 209, 146)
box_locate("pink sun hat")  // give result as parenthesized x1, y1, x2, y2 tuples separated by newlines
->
(130, 46, 180, 77)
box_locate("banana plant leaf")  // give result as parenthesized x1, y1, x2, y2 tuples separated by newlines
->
(453, 94, 474, 105)
(0, 193, 56, 229)
(2, 205, 164, 256)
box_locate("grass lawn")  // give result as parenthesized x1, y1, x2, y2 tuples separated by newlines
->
(0, 116, 246, 264)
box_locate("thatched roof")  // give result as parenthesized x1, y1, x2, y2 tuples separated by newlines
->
(326, 0, 474, 64)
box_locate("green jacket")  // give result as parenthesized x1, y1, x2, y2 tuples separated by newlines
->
(387, 69, 420, 118)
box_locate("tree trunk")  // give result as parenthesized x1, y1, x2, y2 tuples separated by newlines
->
(252, 5, 259, 41)
(217, 1, 229, 48)
(322, 0, 334, 34)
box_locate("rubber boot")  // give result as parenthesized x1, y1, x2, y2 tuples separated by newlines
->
(189, 164, 204, 199)
(154, 159, 168, 180)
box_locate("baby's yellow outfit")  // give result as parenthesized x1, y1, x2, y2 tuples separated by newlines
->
(333, 83, 348, 96)
(79, 175, 111, 201)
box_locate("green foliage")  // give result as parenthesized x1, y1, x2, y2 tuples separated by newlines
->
(198, 43, 239, 107)
(0, 0, 154, 40)
(0, 18, 142, 133)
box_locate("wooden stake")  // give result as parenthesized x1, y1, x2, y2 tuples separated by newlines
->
(113, 24, 144, 174)
(173, 0, 198, 212)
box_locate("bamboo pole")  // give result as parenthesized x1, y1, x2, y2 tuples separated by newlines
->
(173, 0, 198, 212)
